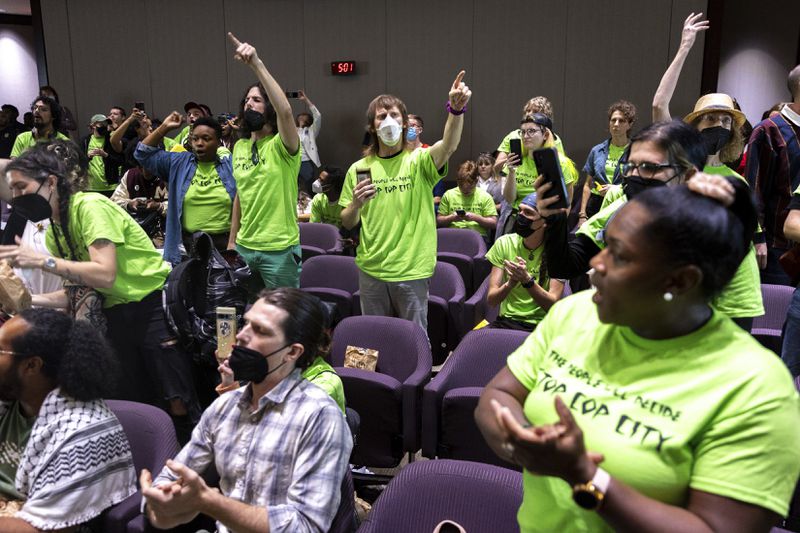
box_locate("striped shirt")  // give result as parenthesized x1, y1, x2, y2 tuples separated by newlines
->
(155, 369, 352, 533)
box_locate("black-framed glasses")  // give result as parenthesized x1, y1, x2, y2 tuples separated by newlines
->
(251, 142, 259, 166)
(619, 161, 683, 179)
(518, 127, 543, 138)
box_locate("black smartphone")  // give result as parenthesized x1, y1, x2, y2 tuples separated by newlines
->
(509, 138, 523, 165)
(356, 169, 372, 184)
(285, 91, 300, 99)
(134, 101, 145, 111)
(533, 147, 569, 210)
(456, 209, 466, 216)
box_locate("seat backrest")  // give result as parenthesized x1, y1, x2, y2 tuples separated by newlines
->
(330, 315, 432, 382)
(438, 328, 528, 389)
(105, 400, 180, 475)
(358, 459, 522, 533)
(300, 255, 360, 293)
(430, 262, 466, 302)
(753, 284, 794, 331)
(437, 228, 487, 258)
(299, 222, 340, 250)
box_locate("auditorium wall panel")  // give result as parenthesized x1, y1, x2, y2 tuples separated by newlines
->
(41, 0, 708, 176)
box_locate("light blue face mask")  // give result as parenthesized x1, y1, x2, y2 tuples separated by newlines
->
(406, 126, 418, 142)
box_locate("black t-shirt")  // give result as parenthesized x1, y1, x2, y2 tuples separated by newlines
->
(0, 125, 18, 159)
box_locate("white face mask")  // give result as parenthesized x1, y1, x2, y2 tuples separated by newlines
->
(311, 179, 323, 194)
(377, 116, 402, 147)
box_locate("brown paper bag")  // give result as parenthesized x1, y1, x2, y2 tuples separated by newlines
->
(0, 260, 31, 314)
(344, 345, 379, 371)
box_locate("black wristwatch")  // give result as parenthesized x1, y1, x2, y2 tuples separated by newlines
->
(521, 277, 535, 289)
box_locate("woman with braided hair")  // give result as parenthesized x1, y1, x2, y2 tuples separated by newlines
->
(0, 140, 200, 442)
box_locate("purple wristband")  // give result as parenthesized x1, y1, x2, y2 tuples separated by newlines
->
(446, 101, 467, 116)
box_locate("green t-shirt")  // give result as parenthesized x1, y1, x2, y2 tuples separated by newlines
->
(579, 192, 764, 318)
(173, 125, 191, 147)
(498, 129, 566, 156)
(505, 151, 578, 209)
(302, 356, 346, 413)
(485, 233, 553, 324)
(86, 135, 115, 192)
(232, 135, 301, 251)
(339, 148, 444, 281)
(0, 402, 34, 500)
(600, 184, 625, 210)
(604, 143, 627, 184)
(438, 187, 496, 236)
(45, 192, 171, 307)
(182, 161, 232, 233)
(507, 291, 800, 532)
(10, 131, 69, 157)
(309, 193, 343, 227)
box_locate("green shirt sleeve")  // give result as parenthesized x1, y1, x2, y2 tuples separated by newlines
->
(505, 305, 554, 389)
(439, 189, 453, 216)
(310, 194, 324, 223)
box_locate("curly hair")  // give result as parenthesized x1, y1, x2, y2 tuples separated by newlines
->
(11, 309, 119, 401)
(363, 94, 409, 157)
(257, 288, 331, 369)
(607, 100, 637, 127)
(237, 83, 278, 137)
(30, 95, 63, 134)
(457, 160, 478, 182)
(522, 96, 553, 119)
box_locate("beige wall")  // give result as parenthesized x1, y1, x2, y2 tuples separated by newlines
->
(41, 0, 705, 177)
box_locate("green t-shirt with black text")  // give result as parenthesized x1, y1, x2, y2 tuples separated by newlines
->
(45, 192, 171, 307)
(183, 161, 232, 233)
(10, 131, 69, 158)
(232, 135, 301, 251)
(439, 187, 496, 236)
(507, 290, 800, 532)
(339, 148, 444, 281)
(485, 233, 553, 324)
(310, 193, 343, 227)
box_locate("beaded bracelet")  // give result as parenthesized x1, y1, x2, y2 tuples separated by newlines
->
(446, 101, 467, 116)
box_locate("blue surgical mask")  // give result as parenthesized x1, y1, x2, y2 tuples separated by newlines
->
(406, 126, 418, 142)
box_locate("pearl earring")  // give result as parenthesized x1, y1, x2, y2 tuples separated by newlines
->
(663, 292, 674, 302)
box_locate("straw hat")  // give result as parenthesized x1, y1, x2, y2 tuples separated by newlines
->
(683, 93, 746, 129)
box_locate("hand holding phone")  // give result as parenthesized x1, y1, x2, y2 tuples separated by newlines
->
(134, 101, 145, 112)
(216, 307, 237, 363)
(509, 138, 523, 167)
(455, 209, 466, 218)
(285, 91, 300, 99)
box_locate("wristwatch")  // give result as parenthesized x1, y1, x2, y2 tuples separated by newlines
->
(572, 467, 610, 511)
(43, 257, 57, 271)
(521, 276, 535, 289)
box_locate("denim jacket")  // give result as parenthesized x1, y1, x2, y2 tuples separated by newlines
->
(134, 142, 236, 265)
(583, 138, 624, 185)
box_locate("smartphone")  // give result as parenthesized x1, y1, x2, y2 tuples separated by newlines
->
(509, 138, 523, 165)
(356, 169, 372, 184)
(216, 306, 237, 362)
(533, 147, 569, 210)
(285, 91, 300, 99)
(134, 101, 145, 112)
(456, 209, 466, 216)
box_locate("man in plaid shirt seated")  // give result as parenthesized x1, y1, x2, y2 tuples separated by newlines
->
(140, 289, 352, 533)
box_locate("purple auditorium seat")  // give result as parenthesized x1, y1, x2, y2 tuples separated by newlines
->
(462, 275, 491, 334)
(429, 262, 467, 365)
(330, 316, 432, 467)
(437, 228, 489, 295)
(751, 284, 794, 354)
(357, 459, 522, 533)
(299, 221, 342, 261)
(330, 469, 357, 533)
(102, 400, 181, 533)
(300, 255, 360, 321)
(422, 329, 528, 469)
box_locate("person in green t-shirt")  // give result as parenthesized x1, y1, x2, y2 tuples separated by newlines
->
(437, 160, 497, 239)
(578, 100, 636, 224)
(493, 95, 566, 175)
(485, 193, 563, 331)
(339, 71, 472, 331)
(476, 183, 800, 533)
(309, 166, 345, 227)
(0, 141, 201, 442)
(226, 33, 303, 291)
(83, 113, 121, 195)
(10, 96, 69, 158)
(540, 120, 763, 331)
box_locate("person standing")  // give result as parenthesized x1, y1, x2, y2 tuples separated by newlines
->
(296, 90, 322, 195)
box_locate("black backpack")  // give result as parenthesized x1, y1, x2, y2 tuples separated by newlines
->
(163, 232, 251, 366)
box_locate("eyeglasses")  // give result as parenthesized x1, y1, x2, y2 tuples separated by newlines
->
(251, 142, 259, 166)
(619, 161, 683, 179)
(0, 350, 23, 357)
(518, 128, 543, 138)
(31, 105, 49, 113)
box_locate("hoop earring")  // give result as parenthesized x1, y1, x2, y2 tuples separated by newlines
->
(663, 292, 674, 302)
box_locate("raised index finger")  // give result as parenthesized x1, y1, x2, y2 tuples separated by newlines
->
(227, 32, 242, 48)
(452, 70, 465, 90)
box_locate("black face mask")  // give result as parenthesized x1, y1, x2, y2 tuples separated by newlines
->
(228, 344, 288, 384)
(622, 175, 668, 200)
(243, 109, 266, 132)
(1, 183, 53, 245)
(95, 125, 108, 136)
(700, 126, 732, 157)
(513, 213, 536, 238)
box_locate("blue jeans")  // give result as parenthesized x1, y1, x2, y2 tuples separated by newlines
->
(781, 286, 800, 377)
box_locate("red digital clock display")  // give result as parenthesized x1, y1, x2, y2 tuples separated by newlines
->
(331, 61, 356, 75)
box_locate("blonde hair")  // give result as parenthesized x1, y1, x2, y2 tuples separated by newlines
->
(522, 96, 553, 119)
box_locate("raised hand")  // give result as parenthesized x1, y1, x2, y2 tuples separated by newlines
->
(161, 111, 184, 132)
(449, 70, 472, 112)
(680, 12, 709, 50)
(228, 32, 259, 66)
